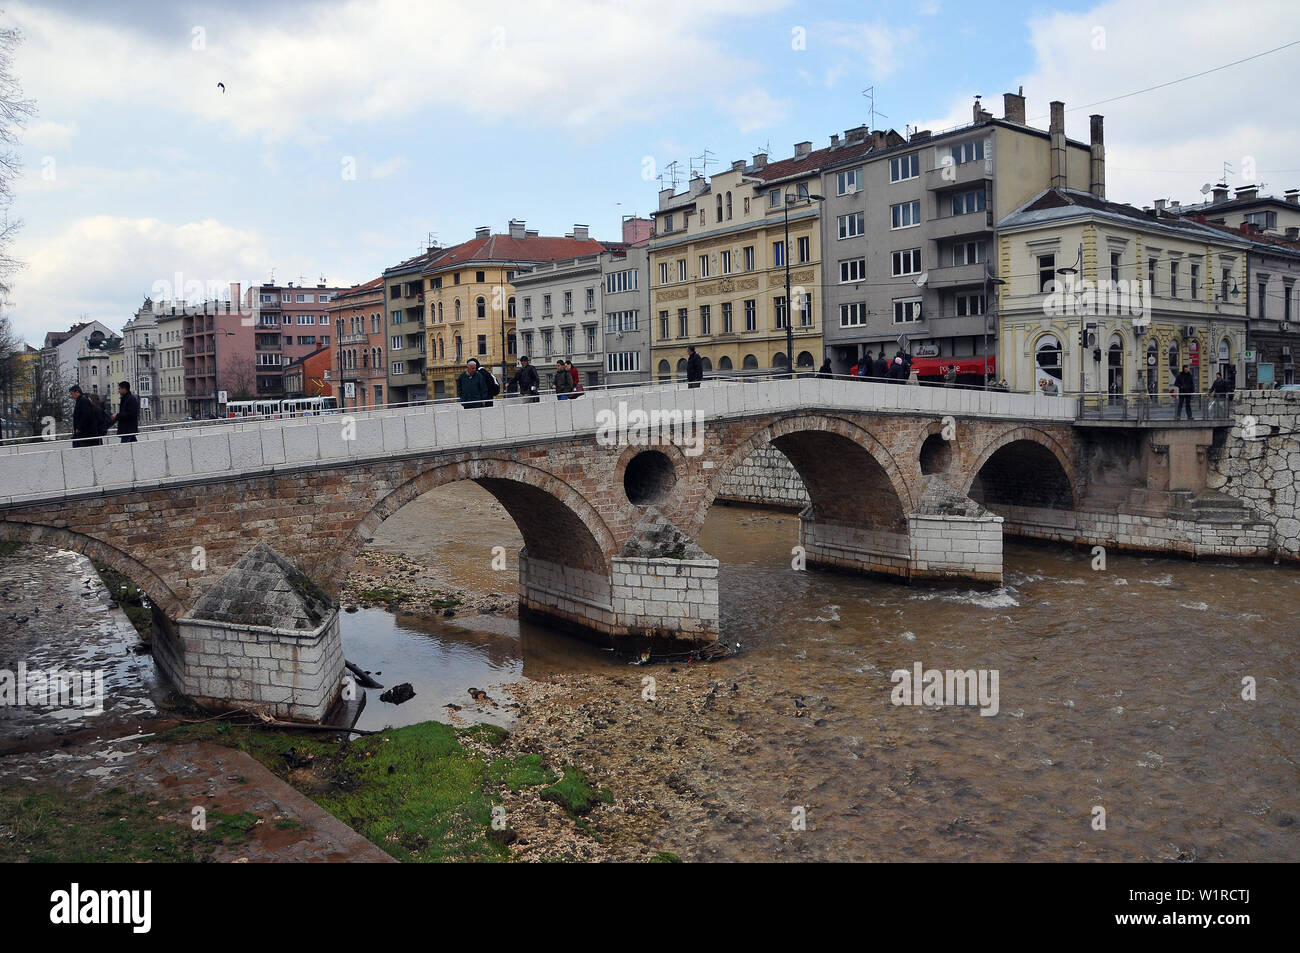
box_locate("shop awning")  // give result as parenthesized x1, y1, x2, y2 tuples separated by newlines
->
(911, 356, 996, 376)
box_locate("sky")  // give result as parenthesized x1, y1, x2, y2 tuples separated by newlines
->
(3, 0, 1299, 345)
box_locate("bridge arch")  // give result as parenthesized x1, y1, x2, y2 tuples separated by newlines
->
(961, 426, 1078, 509)
(0, 521, 183, 618)
(705, 413, 913, 535)
(345, 456, 618, 577)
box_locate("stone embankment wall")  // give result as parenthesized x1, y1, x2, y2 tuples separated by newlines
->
(1208, 391, 1300, 558)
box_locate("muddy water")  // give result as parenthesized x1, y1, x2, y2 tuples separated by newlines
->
(349, 483, 1299, 860)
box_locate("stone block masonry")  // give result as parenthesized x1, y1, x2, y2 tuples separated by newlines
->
(715, 445, 809, 509)
(1207, 392, 1300, 558)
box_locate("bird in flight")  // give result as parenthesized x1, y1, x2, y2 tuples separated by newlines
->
(217, 82, 225, 93)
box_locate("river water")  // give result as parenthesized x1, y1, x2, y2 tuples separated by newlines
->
(345, 483, 1298, 860)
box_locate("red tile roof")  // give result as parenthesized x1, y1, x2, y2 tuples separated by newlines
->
(750, 135, 889, 184)
(422, 233, 609, 273)
(333, 276, 386, 301)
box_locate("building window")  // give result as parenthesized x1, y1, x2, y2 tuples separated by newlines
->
(1244, 210, 1277, 230)
(773, 241, 785, 267)
(1148, 257, 1158, 291)
(836, 168, 862, 194)
(951, 139, 986, 164)
(474, 296, 486, 318)
(955, 294, 986, 316)
(840, 258, 866, 282)
(1039, 254, 1056, 293)
(716, 194, 723, 223)
(508, 296, 517, 318)
(890, 201, 921, 229)
(392, 361, 405, 375)
(893, 297, 922, 323)
(892, 248, 922, 276)
(798, 293, 812, 327)
(797, 236, 810, 263)
(563, 328, 574, 354)
(563, 291, 573, 314)
(663, 213, 673, 233)
(721, 250, 732, 274)
(1110, 252, 1121, 283)
(659, 262, 669, 285)
(542, 329, 553, 358)
(953, 241, 986, 266)
(455, 299, 462, 320)
(773, 296, 788, 329)
(700, 304, 711, 336)
(951, 189, 986, 216)
(768, 188, 782, 208)
(839, 302, 866, 327)
(744, 299, 757, 332)
(1170, 260, 1179, 298)
(586, 326, 596, 354)
(543, 294, 552, 315)
(743, 246, 755, 271)
(607, 351, 640, 373)
(475, 270, 485, 283)
(839, 212, 865, 239)
(1259, 281, 1268, 319)
(889, 154, 919, 182)
(677, 308, 689, 338)
(726, 192, 733, 219)
(722, 301, 733, 333)
(1190, 263, 1200, 298)
(607, 310, 638, 332)
(606, 269, 638, 294)
(659, 311, 669, 339)
(699, 254, 710, 278)
(676, 259, 686, 281)
(476, 334, 487, 355)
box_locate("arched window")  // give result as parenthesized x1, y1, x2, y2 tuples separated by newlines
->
(772, 352, 788, 368)
(455, 335, 463, 362)
(716, 194, 723, 223)
(676, 358, 688, 378)
(725, 192, 733, 220)
(701, 357, 713, 372)
(796, 350, 815, 368)
(476, 296, 486, 318)
(455, 299, 461, 321)
(719, 355, 733, 371)
(437, 302, 443, 322)
(657, 359, 672, 382)
(1107, 334, 1123, 399)
(508, 297, 516, 319)
(1167, 339, 1179, 371)
(1035, 334, 1062, 382)
(1145, 338, 1158, 393)
(742, 354, 758, 369)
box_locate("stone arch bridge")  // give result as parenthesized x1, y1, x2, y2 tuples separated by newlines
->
(0, 378, 1233, 720)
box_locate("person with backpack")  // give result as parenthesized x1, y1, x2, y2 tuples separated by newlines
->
(456, 358, 492, 408)
(873, 350, 890, 380)
(553, 359, 575, 399)
(111, 380, 140, 443)
(685, 346, 703, 388)
(477, 362, 501, 402)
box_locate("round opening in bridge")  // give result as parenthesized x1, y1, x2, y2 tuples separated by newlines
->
(623, 450, 677, 506)
(919, 433, 953, 474)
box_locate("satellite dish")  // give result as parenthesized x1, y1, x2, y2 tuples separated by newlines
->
(1200, 183, 1213, 195)
(914, 272, 929, 287)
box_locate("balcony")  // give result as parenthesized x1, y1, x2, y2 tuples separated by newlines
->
(927, 262, 989, 288)
(928, 212, 993, 242)
(339, 332, 368, 345)
(925, 160, 992, 192)
(389, 370, 424, 388)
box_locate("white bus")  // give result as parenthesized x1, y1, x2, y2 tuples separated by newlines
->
(282, 396, 339, 417)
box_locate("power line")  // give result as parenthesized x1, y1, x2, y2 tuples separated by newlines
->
(1028, 38, 1300, 120)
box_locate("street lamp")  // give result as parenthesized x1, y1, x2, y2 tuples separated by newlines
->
(984, 266, 1006, 388)
(1057, 243, 1084, 396)
(213, 329, 236, 418)
(784, 190, 824, 376)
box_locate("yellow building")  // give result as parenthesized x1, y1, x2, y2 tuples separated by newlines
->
(420, 222, 611, 399)
(647, 139, 890, 378)
(996, 188, 1249, 398)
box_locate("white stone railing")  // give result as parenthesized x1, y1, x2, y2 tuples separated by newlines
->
(0, 377, 1076, 507)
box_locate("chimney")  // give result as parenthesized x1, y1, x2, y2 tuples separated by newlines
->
(1212, 183, 1230, 202)
(1003, 89, 1026, 124)
(731, 159, 746, 171)
(475, 226, 490, 239)
(829, 134, 840, 148)
(525, 229, 538, 238)
(229, 282, 241, 305)
(1286, 227, 1299, 241)
(572, 224, 589, 241)
(752, 153, 767, 169)
(659, 187, 675, 208)
(1089, 113, 1105, 199)
(843, 125, 868, 143)
(1285, 189, 1299, 205)
(1154, 198, 1167, 211)
(910, 129, 932, 142)
(509, 219, 526, 239)
(1049, 100, 1066, 190)
(793, 140, 812, 158)
(1235, 185, 1259, 201)
(688, 174, 707, 196)
(973, 98, 992, 122)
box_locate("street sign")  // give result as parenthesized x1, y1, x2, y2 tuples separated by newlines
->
(1245, 349, 1256, 363)
(218, 390, 228, 404)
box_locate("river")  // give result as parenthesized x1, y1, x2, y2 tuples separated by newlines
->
(343, 482, 1299, 861)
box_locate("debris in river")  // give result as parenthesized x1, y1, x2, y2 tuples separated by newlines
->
(379, 683, 416, 705)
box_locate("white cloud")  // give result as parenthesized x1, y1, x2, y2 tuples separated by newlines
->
(22, 119, 77, 150)
(11, 0, 792, 141)
(5, 216, 272, 344)
(369, 156, 408, 180)
(818, 20, 918, 80)
(722, 87, 791, 135)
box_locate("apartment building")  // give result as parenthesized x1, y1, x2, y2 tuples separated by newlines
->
(420, 222, 611, 399)
(601, 239, 651, 385)
(242, 281, 345, 399)
(820, 92, 1105, 380)
(328, 277, 387, 410)
(120, 303, 160, 423)
(283, 347, 335, 398)
(647, 134, 892, 381)
(157, 311, 186, 422)
(996, 187, 1249, 396)
(382, 249, 439, 404)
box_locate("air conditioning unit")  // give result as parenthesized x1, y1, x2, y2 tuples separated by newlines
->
(1282, 322, 1292, 332)
(1184, 325, 1197, 338)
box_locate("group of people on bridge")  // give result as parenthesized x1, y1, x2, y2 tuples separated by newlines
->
(68, 382, 140, 448)
(455, 356, 585, 409)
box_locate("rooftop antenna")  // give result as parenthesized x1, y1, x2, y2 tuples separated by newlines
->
(690, 148, 716, 179)
(269, 267, 276, 285)
(862, 86, 888, 129)
(427, 230, 438, 250)
(663, 159, 683, 191)
(753, 139, 772, 157)
(1222, 160, 1235, 184)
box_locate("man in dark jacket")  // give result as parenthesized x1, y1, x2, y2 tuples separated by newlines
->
(112, 381, 140, 443)
(686, 346, 703, 388)
(873, 351, 890, 379)
(69, 385, 101, 447)
(508, 355, 540, 402)
(1174, 365, 1196, 419)
(456, 359, 491, 408)
(553, 360, 574, 399)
